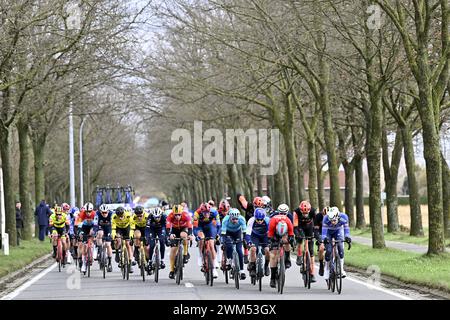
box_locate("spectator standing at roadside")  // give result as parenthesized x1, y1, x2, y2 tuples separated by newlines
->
(15, 202, 24, 246)
(35, 199, 51, 241)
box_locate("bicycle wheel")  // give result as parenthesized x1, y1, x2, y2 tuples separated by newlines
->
(304, 252, 311, 289)
(140, 246, 146, 282)
(124, 245, 130, 281)
(330, 262, 336, 293)
(208, 251, 214, 287)
(233, 250, 239, 290)
(335, 254, 342, 294)
(278, 251, 285, 294)
(87, 245, 91, 278)
(257, 252, 263, 292)
(154, 243, 160, 283)
(176, 245, 183, 285)
(57, 242, 62, 272)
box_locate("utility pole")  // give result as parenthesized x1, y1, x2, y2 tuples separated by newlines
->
(0, 166, 9, 255)
(79, 116, 86, 207)
(69, 102, 76, 207)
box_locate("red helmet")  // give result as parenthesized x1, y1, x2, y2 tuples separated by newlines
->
(62, 203, 70, 212)
(253, 197, 264, 208)
(299, 201, 311, 214)
(219, 199, 230, 213)
(199, 202, 211, 213)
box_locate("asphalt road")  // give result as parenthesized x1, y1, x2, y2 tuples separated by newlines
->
(2, 246, 417, 300)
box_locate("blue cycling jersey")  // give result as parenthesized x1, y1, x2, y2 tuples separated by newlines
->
(220, 215, 246, 234)
(321, 213, 350, 240)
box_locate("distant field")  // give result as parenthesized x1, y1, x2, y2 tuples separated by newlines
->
(361, 205, 429, 229)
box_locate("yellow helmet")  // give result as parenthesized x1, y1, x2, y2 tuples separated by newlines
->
(172, 205, 184, 214)
(55, 206, 63, 214)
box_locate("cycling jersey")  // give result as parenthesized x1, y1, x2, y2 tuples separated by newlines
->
(49, 213, 69, 229)
(166, 211, 193, 231)
(146, 214, 167, 234)
(93, 210, 113, 233)
(77, 209, 96, 227)
(111, 211, 133, 229)
(220, 215, 246, 234)
(193, 209, 220, 227)
(267, 214, 294, 238)
(131, 212, 149, 229)
(321, 213, 350, 241)
(246, 216, 270, 237)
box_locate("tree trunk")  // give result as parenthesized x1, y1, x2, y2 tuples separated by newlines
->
(382, 129, 402, 233)
(281, 121, 299, 210)
(354, 154, 366, 229)
(17, 118, 33, 240)
(316, 144, 325, 210)
(306, 139, 319, 208)
(400, 124, 424, 236)
(256, 171, 263, 195)
(343, 162, 355, 228)
(0, 127, 17, 246)
(273, 156, 285, 205)
(227, 164, 240, 208)
(283, 157, 290, 206)
(442, 155, 450, 238)
(366, 95, 385, 248)
(298, 165, 306, 202)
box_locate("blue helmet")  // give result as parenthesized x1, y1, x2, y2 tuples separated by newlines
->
(254, 207, 266, 220)
(70, 207, 80, 215)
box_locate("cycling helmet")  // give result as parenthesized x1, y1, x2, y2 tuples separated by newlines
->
(299, 201, 311, 214)
(262, 196, 271, 206)
(253, 197, 264, 208)
(208, 200, 215, 207)
(219, 199, 230, 213)
(61, 203, 70, 212)
(275, 221, 288, 236)
(70, 207, 80, 215)
(277, 203, 289, 215)
(99, 204, 109, 213)
(172, 205, 184, 214)
(115, 206, 125, 216)
(254, 207, 266, 220)
(327, 207, 340, 222)
(134, 205, 144, 215)
(84, 202, 94, 212)
(228, 208, 241, 219)
(55, 206, 63, 214)
(153, 207, 163, 219)
(199, 202, 211, 214)
(323, 206, 330, 215)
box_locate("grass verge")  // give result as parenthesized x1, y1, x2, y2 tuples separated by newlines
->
(345, 243, 450, 292)
(0, 238, 51, 279)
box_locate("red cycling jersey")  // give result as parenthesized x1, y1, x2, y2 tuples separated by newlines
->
(268, 214, 294, 238)
(166, 211, 193, 230)
(76, 208, 96, 225)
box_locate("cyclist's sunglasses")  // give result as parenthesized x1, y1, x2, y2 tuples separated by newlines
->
(231, 217, 238, 221)
(256, 218, 264, 223)
(101, 210, 108, 214)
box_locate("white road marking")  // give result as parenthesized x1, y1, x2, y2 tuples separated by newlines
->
(185, 282, 195, 288)
(1, 263, 57, 300)
(289, 254, 412, 300)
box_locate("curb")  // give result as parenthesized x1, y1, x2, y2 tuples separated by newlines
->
(345, 264, 450, 300)
(0, 253, 53, 290)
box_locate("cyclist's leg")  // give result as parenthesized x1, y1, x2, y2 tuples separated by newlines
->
(159, 231, 166, 260)
(294, 227, 303, 264)
(282, 234, 291, 267)
(205, 224, 217, 262)
(51, 228, 58, 257)
(180, 230, 189, 263)
(247, 235, 257, 274)
(268, 239, 279, 287)
(324, 231, 333, 279)
(148, 230, 156, 262)
(133, 229, 141, 260)
(336, 229, 346, 277)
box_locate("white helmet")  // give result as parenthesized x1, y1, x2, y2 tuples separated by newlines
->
(327, 207, 340, 222)
(99, 204, 109, 212)
(262, 196, 271, 206)
(84, 202, 94, 211)
(228, 208, 241, 219)
(153, 207, 163, 219)
(277, 203, 289, 215)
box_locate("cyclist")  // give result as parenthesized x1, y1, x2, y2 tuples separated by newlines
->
(93, 204, 113, 272)
(217, 199, 230, 221)
(145, 207, 167, 272)
(112, 206, 134, 273)
(61, 203, 73, 263)
(166, 205, 194, 279)
(322, 207, 352, 280)
(262, 196, 274, 217)
(220, 208, 247, 280)
(267, 203, 295, 288)
(76, 202, 97, 273)
(131, 205, 149, 267)
(237, 194, 264, 263)
(49, 206, 69, 263)
(68, 206, 80, 264)
(293, 200, 317, 283)
(193, 202, 221, 278)
(314, 206, 329, 276)
(245, 207, 271, 278)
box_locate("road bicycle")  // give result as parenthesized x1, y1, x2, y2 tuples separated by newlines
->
(326, 239, 351, 294)
(223, 237, 242, 290)
(172, 237, 185, 285)
(55, 234, 66, 272)
(81, 234, 94, 277)
(116, 236, 130, 280)
(299, 236, 314, 289)
(200, 236, 215, 286)
(250, 243, 266, 292)
(272, 238, 289, 294)
(148, 234, 161, 283)
(135, 236, 147, 282)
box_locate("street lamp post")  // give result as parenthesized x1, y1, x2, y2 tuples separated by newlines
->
(79, 116, 86, 207)
(69, 102, 76, 207)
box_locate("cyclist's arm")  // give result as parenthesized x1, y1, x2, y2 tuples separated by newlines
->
(246, 217, 254, 235)
(239, 216, 246, 233)
(220, 216, 228, 235)
(237, 193, 248, 210)
(321, 219, 329, 241)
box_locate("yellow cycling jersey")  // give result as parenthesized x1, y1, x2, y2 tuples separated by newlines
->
(49, 213, 69, 228)
(131, 212, 149, 229)
(111, 211, 133, 229)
